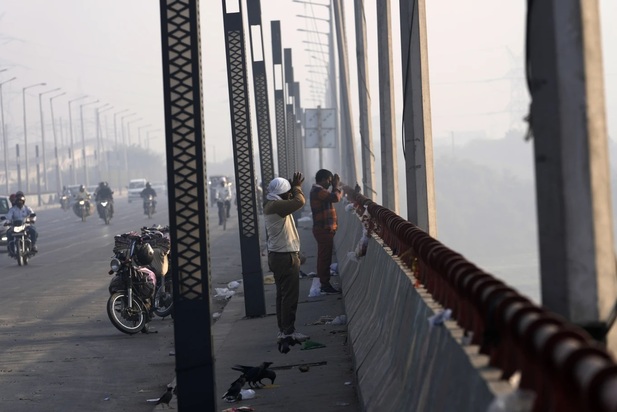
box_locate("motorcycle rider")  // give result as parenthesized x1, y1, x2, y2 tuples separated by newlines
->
(4, 192, 38, 254)
(95, 181, 114, 218)
(60, 185, 71, 208)
(74, 185, 92, 215)
(214, 177, 232, 225)
(140, 182, 157, 214)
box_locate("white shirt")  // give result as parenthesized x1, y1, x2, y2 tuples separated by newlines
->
(214, 184, 232, 202)
(6, 205, 35, 222)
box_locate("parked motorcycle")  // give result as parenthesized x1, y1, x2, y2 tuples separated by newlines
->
(144, 195, 155, 219)
(59, 195, 71, 211)
(106, 230, 172, 334)
(73, 199, 90, 222)
(97, 200, 112, 225)
(2, 214, 37, 266)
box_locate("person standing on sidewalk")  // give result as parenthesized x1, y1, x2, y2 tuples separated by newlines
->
(264, 173, 310, 343)
(310, 169, 343, 294)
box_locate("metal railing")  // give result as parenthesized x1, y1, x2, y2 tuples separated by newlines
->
(343, 185, 617, 412)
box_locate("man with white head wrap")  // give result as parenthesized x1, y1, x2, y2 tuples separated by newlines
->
(264, 172, 310, 343)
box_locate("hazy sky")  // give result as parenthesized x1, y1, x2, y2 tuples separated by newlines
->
(0, 0, 615, 177)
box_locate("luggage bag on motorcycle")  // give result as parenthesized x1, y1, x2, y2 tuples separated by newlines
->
(149, 247, 169, 277)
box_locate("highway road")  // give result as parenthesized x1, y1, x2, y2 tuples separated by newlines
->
(0, 194, 243, 411)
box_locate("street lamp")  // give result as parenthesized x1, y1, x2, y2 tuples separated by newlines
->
(79, 99, 99, 186)
(1, 77, 17, 194)
(109, 109, 129, 193)
(296, 14, 330, 23)
(49, 91, 66, 193)
(125, 118, 143, 147)
(120, 113, 138, 182)
(23, 82, 46, 192)
(146, 129, 162, 151)
(39, 87, 61, 191)
(95, 104, 114, 181)
(68, 95, 89, 184)
(137, 124, 152, 148)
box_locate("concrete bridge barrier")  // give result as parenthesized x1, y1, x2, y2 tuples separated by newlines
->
(336, 203, 504, 411)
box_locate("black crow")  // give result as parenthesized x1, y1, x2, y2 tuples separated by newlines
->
(221, 374, 246, 402)
(231, 362, 273, 388)
(151, 386, 173, 409)
(258, 368, 276, 386)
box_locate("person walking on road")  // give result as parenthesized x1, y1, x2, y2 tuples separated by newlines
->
(310, 169, 342, 294)
(264, 173, 310, 343)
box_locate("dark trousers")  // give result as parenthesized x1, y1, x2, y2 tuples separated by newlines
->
(312, 227, 335, 286)
(268, 252, 300, 335)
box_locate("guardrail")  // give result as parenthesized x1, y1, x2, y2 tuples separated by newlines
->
(343, 185, 617, 412)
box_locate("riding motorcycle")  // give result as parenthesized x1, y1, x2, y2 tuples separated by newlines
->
(97, 199, 112, 225)
(106, 230, 172, 334)
(2, 214, 37, 266)
(73, 199, 90, 222)
(59, 195, 71, 211)
(144, 195, 155, 219)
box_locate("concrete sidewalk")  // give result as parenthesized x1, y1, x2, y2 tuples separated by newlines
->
(162, 215, 360, 411)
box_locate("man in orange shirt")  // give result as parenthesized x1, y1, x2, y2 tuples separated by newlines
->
(309, 169, 342, 294)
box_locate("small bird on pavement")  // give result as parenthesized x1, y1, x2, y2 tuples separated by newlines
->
(231, 362, 273, 388)
(258, 368, 276, 386)
(222, 374, 246, 402)
(146, 386, 174, 409)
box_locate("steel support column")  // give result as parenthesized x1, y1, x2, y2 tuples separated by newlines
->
(333, 0, 358, 184)
(222, 0, 265, 317)
(400, 0, 436, 234)
(159, 0, 216, 409)
(246, 0, 275, 194)
(271, 21, 288, 178)
(286, 103, 297, 174)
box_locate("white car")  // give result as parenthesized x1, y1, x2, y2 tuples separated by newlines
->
(128, 178, 147, 203)
(0, 195, 10, 250)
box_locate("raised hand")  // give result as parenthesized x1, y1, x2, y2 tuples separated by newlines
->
(332, 173, 340, 189)
(291, 172, 304, 187)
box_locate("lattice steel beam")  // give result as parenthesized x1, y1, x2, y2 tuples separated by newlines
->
(222, 0, 265, 317)
(271, 21, 288, 178)
(286, 104, 297, 175)
(247, 0, 275, 194)
(159, 0, 215, 409)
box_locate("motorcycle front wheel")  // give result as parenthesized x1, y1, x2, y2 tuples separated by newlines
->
(107, 292, 147, 334)
(15, 242, 23, 266)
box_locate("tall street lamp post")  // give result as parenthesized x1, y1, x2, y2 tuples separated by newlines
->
(23, 82, 46, 192)
(80, 99, 99, 186)
(49, 91, 66, 194)
(95, 104, 113, 182)
(137, 124, 152, 148)
(1, 77, 17, 194)
(112, 109, 130, 193)
(120, 112, 137, 189)
(146, 129, 162, 151)
(68, 95, 88, 185)
(39, 87, 61, 191)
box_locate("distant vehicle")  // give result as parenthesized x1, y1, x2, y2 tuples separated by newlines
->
(66, 184, 82, 201)
(208, 175, 230, 207)
(151, 181, 167, 196)
(87, 185, 98, 196)
(0, 195, 10, 251)
(128, 178, 147, 203)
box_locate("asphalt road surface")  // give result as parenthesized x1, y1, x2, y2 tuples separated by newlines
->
(0, 195, 242, 411)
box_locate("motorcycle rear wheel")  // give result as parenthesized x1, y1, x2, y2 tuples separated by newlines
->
(107, 292, 147, 334)
(153, 278, 173, 318)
